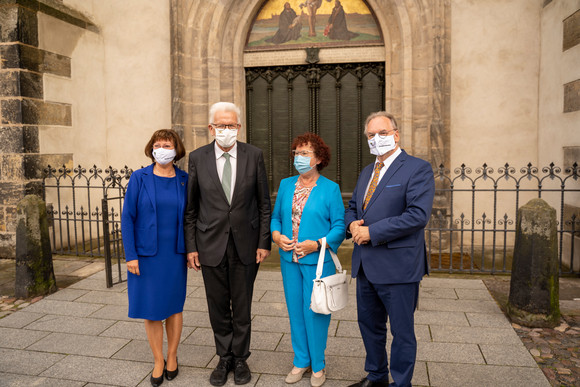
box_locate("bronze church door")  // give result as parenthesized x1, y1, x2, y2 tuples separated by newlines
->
(245, 62, 385, 200)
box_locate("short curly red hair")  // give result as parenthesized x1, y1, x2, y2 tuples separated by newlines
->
(291, 133, 331, 171)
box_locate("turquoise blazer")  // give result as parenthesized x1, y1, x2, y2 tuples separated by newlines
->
(271, 175, 345, 265)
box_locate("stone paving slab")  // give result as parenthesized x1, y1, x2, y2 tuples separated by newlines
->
(480, 343, 539, 367)
(427, 362, 551, 387)
(25, 315, 116, 335)
(419, 287, 457, 299)
(76, 290, 129, 305)
(182, 327, 215, 347)
(112, 340, 216, 368)
(259, 290, 286, 303)
(430, 325, 523, 345)
(68, 262, 106, 277)
(0, 372, 85, 387)
(0, 348, 65, 376)
(417, 342, 484, 364)
(40, 355, 153, 386)
(414, 310, 469, 326)
(44, 288, 89, 301)
(455, 287, 495, 300)
(421, 278, 487, 289)
(100, 320, 194, 342)
(419, 298, 502, 313)
(23, 299, 104, 317)
(28, 332, 129, 358)
(181, 310, 211, 328)
(251, 301, 288, 317)
(465, 311, 512, 327)
(0, 311, 44, 328)
(88, 305, 140, 322)
(183, 296, 209, 311)
(0, 326, 50, 349)
(68, 278, 127, 292)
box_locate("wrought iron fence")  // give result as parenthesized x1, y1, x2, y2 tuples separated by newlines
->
(42, 165, 132, 286)
(42, 162, 580, 276)
(427, 162, 579, 275)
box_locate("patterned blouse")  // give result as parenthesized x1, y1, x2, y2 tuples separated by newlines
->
(291, 181, 316, 262)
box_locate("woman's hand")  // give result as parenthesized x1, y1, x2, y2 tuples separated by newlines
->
(127, 260, 140, 276)
(295, 240, 318, 258)
(272, 231, 295, 252)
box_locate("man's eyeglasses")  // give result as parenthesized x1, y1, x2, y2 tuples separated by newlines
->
(292, 150, 315, 157)
(212, 124, 240, 130)
(367, 129, 396, 139)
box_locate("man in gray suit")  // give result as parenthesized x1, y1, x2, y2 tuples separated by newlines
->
(184, 102, 271, 386)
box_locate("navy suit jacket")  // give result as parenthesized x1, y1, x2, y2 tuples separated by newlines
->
(345, 150, 435, 284)
(121, 164, 189, 261)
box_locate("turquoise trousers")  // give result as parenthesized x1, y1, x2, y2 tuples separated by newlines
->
(280, 258, 335, 373)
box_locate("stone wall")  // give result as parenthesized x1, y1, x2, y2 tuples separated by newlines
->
(0, 0, 94, 259)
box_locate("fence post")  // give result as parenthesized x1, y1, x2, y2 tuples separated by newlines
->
(102, 197, 113, 288)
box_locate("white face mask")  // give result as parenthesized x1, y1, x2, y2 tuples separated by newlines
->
(215, 129, 238, 148)
(152, 148, 176, 165)
(368, 134, 396, 156)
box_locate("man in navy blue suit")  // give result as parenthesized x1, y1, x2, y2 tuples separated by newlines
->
(345, 112, 435, 387)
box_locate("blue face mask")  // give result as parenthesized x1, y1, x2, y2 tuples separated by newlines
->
(294, 155, 313, 174)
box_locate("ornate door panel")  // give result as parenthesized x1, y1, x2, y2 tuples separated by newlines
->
(245, 62, 385, 199)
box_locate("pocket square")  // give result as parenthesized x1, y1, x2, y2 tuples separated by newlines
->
(386, 184, 401, 188)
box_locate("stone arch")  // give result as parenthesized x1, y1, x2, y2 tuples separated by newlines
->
(171, 0, 449, 169)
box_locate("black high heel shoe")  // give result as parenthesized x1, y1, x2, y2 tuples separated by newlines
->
(150, 361, 164, 387)
(165, 357, 179, 380)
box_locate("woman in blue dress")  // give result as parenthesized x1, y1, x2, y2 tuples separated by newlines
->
(122, 129, 189, 387)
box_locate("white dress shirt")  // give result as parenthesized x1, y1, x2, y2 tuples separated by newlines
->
(363, 147, 403, 199)
(215, 141, 237, 200)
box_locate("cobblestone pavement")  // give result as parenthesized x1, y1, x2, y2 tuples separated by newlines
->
(513, 317, 580, 387)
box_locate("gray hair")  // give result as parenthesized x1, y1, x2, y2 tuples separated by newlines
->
(363, 111, 398, 136)
(209, 102, 241, 124)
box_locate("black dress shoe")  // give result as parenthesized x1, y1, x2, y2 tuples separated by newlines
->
(348, 377, 389, 387)
(150, 364, 164, 387)
(164, 357, 178, 380)
(233, 359, 251, 385)
(210, 358, 233, 386)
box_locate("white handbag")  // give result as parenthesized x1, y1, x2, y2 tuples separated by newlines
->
(310, 237, 348, 314)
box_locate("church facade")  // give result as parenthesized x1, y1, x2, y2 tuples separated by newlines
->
(0, 0, 578, 258)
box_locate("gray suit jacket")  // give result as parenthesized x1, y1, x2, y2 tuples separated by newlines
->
(184, 141, 271, 266)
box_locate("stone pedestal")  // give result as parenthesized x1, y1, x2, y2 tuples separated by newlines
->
(15, 195, 56, 298)
(507, 198, 560, 327)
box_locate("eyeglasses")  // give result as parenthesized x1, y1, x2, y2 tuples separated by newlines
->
(367, 129, 396, 139)
(292, 150, 315, 157)
(211, 124, 240, 130)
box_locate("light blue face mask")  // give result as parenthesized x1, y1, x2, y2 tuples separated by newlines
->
(294, 155, 313, 174)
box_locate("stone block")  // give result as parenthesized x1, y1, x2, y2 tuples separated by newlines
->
(0, 373, 84, 387)
(0, 126, 24, 152)
(0, 153, 24, 180)
(480, 343, 538, 367)
(0, 232, 16, 259)
(563, 9, 580, 51)
(430, 325, 522, 345)
(15, 194, 56, 298)
(4, 204, 17, 232)
(113, 340, 216, 368)
(414, 310, 469, 326)
(417, 342, 484, 364)
(19, 70, 43, 98)
(465, 312, 511, 328)
(75, 290, 128, 306)
(1, 98, 22, 124)
(0, 43, 20, 69)
(182, 326, 214, 347)
(508, 198, 560, 327)
(564, 79, 580, 113)
(22, 125, 38, 152)
(0, 70, 20, 95)
(0, 181, 24, 205)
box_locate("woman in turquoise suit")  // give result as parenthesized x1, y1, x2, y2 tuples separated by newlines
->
(271, 133, 345, 387)
(122, 129, 188, 387)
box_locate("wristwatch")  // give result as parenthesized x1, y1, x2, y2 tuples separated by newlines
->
(316, 240, 321, 251)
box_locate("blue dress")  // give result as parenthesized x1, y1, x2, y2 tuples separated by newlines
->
(127, 175, 187, 320)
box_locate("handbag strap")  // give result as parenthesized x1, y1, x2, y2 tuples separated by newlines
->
(315, 237, 343, 280)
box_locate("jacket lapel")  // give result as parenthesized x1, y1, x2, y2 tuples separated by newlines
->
(142, 164, 156, 212)
(205, 141, 229, 204)
(363, 150, 407, 214)
(232, 142, 247, 205)
(357, 165, 373, 215)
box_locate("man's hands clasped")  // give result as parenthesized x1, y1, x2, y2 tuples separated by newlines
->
(350, 219, 371, 245)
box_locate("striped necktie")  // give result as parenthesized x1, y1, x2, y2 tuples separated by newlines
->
(222, 152, 231, 204)
(363, 161, 384, 210)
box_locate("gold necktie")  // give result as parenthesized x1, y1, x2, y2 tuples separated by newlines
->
(363, 162, 384, 210)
